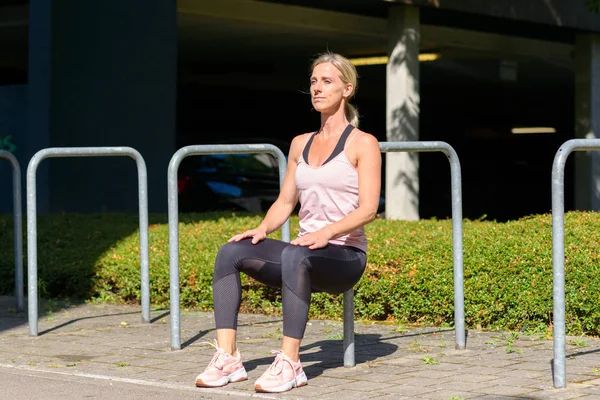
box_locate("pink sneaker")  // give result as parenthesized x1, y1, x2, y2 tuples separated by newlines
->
(195, 340, 248, 388)
(254, 350, 308, 393)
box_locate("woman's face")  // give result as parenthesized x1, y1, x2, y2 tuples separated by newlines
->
(310, 62, 352, 114)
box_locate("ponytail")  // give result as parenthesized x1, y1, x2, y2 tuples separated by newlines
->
(345, 102, 359, 128)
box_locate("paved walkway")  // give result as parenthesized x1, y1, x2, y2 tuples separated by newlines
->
(1, 296, 600, 399)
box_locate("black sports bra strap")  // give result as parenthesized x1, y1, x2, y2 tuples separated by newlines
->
(303, 124, 355, 167)
(302, 132, 318, 165)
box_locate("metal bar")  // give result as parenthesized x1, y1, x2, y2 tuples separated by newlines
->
(551, 138, 600, 388)
(168, 144, 288, 350)
(0, 150, 23, 312)
(378, 141, 465, 350)
(343, 289, 355, 367)
(26, 147, 150, 336)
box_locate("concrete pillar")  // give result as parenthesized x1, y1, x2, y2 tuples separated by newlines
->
(386, 5, 420, 220)
(574, 34, 600, 210)
(28, 0, 177, 213)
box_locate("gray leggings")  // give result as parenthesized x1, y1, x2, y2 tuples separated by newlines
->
(212, 238, 367, 339)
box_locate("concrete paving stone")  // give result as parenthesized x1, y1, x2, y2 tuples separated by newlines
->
(304, 375, 355, 387)
(441, 374, 503, 384)
(369, 395, 414, 400)
(411, 359, 468, 369)
(91, 355, 147, 365)
(105, 347, 169, 357)
(567, 374, 600, 385)
(96, 365, 154, 376)
(145, 360, 201, 372)
(398, 368, 459, 380)
(496, 369, 547, 379)
(55, 360, 119, 373)
(579, 385, 600, 396)
(567, 358, 600, 368)
(0, 343, 51, 353)
(578, 377, 600, 385)
(378, 384, 441, 396)
(487, 376, 548, 388)
(316, 389, 382, 399)
(379, 375, 450, 387)
(120, 357, 174, 368)
(564, 365, 600, 375)
(377, 358, 439, 369)
(418, 389, 482, 400)
(431, 380, 501, 392)
(279, 384, 338, 398)
(319, 366, 370, 378)
(146, 351, 203, 363)
(456, 366, 509, 376)
(448, 357, 523, 368)
(8, 356, 57, 366)
(527, 389, 591, 399)
(330, 379, 399, 392)
(15, 348, 66, 358)
(479, 384, 541, 397)
(509, 361, 552, 372)
(432, 354, 480, 364)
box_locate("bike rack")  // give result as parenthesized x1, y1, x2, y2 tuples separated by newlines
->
(26, 147, 150, 336)
(551, 138, 600, 388)
(167, 144, 289, 350)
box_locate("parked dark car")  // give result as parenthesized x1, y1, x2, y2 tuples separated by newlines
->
(176, 136, 291, 213)
(177, 152, 282, 213)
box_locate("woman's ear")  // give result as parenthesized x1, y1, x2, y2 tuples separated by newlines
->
(343, 83, 354, 98)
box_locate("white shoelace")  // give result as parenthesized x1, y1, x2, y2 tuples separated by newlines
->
(201, 339, 228, 371)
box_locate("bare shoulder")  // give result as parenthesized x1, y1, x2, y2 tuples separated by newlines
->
(353, 130, 379, 147)
(347, 129, 380, 166)
(348, 129, 380, 153)
(289, 132, 312, 161)
(291, 132, 312, 146)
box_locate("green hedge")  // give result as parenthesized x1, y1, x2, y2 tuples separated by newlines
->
(1, 211, 600, 336)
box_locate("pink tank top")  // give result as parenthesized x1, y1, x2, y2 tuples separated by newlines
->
(295, 125, 368, 252)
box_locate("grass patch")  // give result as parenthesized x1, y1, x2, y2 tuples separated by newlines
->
(2, 211, 600, 336)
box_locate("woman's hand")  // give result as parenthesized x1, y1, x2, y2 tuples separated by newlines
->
(228, 227, 267, 244)
(290, 228, 332, 250)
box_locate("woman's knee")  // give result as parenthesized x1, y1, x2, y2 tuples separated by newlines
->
(280, 245, 311, 280)
(214, 241, 247, 279)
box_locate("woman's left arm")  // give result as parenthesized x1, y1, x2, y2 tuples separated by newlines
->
(291, 133, 381, 249)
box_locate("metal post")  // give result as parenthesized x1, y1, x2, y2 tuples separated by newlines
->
(550, 138, 600, 388)
(0, 150, 24, 312)
(343, 289, 355, 367)
(26, 147, 150, 336)
(168, 144, 288, 350)
(379, 141, 465, 349)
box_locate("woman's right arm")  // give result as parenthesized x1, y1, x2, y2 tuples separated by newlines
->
(228, 135, 304, 244)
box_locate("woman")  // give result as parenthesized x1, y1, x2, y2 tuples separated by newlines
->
(195, 51, 382, 393)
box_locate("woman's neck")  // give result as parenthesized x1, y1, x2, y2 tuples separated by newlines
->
(319, 108, 349, 139)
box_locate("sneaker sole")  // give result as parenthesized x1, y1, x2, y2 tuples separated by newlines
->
(196, 368, 248, 388)
(255, 371, 308, 393)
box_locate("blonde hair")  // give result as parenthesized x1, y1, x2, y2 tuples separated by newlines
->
(311, 51, 359, 128)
